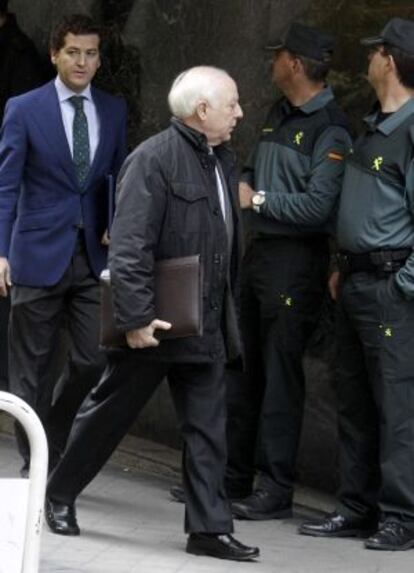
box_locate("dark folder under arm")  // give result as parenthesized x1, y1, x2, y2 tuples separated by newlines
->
(100, 255, 203, 349)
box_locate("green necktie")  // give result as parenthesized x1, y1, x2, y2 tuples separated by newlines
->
(69, 96, 90, 188)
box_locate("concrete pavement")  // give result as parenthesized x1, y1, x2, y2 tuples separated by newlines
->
(1, 427, 414, 572)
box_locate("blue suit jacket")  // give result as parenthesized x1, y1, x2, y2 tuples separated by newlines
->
(0, 80, 127, 287)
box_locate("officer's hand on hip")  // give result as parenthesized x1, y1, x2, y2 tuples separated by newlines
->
(239, 182, 255, 209)
(328, 271, 340, 301)
(126, 319, 172, 349)
(0, 257, 11, 297)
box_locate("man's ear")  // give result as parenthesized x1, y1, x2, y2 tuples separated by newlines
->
(195, 100, 208, 121)
(292, 56, 303, 74)
(50, 49, 58, 65)
(386, 53, 397, 74)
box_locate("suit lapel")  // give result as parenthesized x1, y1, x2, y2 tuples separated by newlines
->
(31, 81, 78, 186)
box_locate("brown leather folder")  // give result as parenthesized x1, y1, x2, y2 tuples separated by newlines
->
(100, 255, 203, 349)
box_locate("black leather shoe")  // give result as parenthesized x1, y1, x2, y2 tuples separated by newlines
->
(186, 533, 259, 561)
(299, 511, 376, 538)
(365, 522, 414, 550)
(170, 484, 186, 504)
(231, 489, 292, 520)
(45, 497, 80, 536)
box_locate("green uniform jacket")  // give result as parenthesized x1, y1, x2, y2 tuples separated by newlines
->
(242, 87, 352, 238)
(337, 98, 414, 298)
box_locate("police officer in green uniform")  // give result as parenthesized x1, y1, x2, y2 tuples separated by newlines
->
(300, 18, 414, 551)
(229, 23, 352, 520)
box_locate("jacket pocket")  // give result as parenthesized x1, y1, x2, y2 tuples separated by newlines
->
(170, 182, 209, 232)
(170, 182, 209, 202)
(16, 210, 57, 232)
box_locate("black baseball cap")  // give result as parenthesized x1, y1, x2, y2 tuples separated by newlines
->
(266, 22, 335, 62)
(361, 17, 414, 55)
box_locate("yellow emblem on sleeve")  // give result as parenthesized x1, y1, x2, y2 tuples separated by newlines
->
(372, 156, 383, 171)
(294, 131, 304, 145)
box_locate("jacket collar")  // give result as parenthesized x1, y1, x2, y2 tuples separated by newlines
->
(280, 85, 334, 117)
(170, 117, 210, 152)
(364, 97, 414, 135)
(54, 76, 93, 104)
(170, 117, 236, 165)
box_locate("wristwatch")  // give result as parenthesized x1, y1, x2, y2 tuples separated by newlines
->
(252, 191, 266, 213)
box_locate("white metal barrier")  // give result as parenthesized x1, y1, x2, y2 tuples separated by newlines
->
(0, 391, 48, 573)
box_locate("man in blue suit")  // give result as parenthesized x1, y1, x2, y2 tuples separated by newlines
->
(0, 13, 127, 474)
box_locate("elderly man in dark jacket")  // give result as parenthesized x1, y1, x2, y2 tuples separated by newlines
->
(45, 65, 259, 562)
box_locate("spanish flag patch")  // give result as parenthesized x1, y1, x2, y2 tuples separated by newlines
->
(328, 151, 344, 161)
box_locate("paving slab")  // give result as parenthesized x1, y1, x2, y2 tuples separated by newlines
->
(1, 426, 414, 572)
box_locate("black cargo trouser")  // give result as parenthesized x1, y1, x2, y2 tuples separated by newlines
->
(336, 271, 414, 528)
(226, 236, 329, 501)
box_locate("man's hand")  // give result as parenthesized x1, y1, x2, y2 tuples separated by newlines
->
(126, 319, 172, 349)
(101, 229, 110, 246)
(328, 271, 340, 301)
(239, 182, 255, 209)
(0, 257, 11, 297)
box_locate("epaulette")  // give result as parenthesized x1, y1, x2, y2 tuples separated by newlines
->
(324, 100, 350, 132)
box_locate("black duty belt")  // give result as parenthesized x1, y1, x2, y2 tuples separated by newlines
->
(337, 248, 412, 275)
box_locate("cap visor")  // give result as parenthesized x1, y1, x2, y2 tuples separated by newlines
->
(360, 36, 383, 47)
(265, 41, 284, 51)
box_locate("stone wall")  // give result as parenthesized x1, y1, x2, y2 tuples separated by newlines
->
(9, 0, 311, 153)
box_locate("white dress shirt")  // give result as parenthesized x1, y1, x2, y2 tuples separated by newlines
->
(54, 76, 100, 162)
(215, 166, 227, 221)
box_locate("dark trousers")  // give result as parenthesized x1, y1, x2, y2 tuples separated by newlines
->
(226, 237, 328, 501)
(336, 272, 414, 527)
(47, 353, 233, 533)
(0, 296, 10, 390)
(8, 235, 106, 467)
(225, 366, 258, 498)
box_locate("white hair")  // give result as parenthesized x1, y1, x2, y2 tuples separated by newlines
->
(168, 66, 232, 119)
